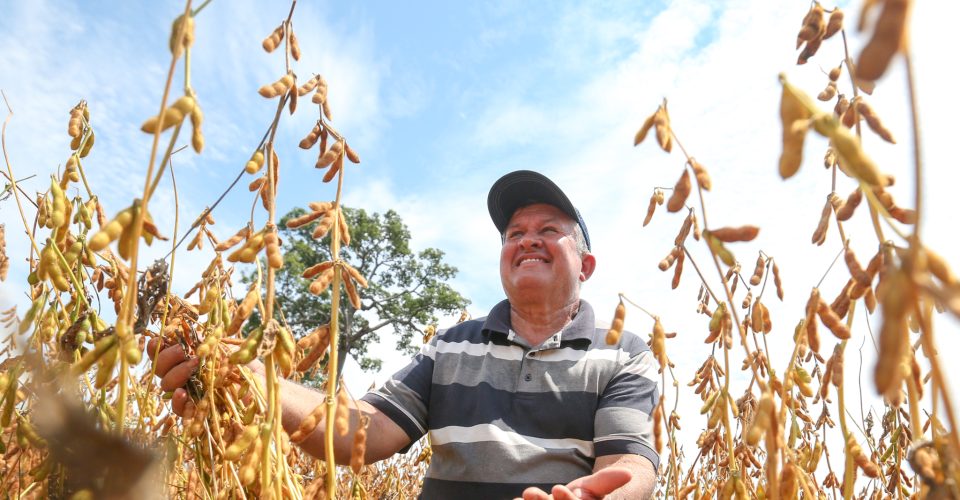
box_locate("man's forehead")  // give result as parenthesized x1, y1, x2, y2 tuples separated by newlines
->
(506, 203, 575, 227)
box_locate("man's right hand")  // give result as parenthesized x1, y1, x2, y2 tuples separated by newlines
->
(147, 338, 200, 418)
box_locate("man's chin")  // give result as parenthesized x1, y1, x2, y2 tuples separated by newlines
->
(505, 277, 556, 296)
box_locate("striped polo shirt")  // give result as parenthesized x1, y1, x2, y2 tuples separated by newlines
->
(361, 299, 659, 499)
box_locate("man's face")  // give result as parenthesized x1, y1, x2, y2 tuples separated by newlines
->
(499, 203, 595, 306)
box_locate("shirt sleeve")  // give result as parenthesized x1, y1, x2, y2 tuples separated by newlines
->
(360, 336, 437, 443)
(593, 349, 660, 469)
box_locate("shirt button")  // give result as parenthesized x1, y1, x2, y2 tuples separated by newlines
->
(524, 374, 532, 382)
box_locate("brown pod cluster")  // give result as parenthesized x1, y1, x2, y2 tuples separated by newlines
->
(658, 246, 681, 271)
(651, 403, 663, 453)
(0, 225, 8, 282)
(924, 247, 957, 286)
(817, 81, 837, 101)
(189, 101, 204, 152)
(872, 186, 916, 224)
(258, 73, 295, 99)
(311, 75, 330, 104)
(749, 254, 765, 286)
(216, 225, 252, 252)
(831, 279, 854, 319)
(835, 187, 862, 221)
(605, 301, 626, 345)
(289, 29, 301, 61)
(341, 265, 363, 309)
(350, 415, 369, 473)
(671, 250, 684, 290)
(674, 214, 693, 247)
(834, 95, 849, 118)
(304, 261, 336, 295)
(844, 247, 871, 286)
(290, 402, 327, 443)
(67, 102, 87, 138)
(772, 261, 784, 300)
(297, 324, 331, 372)
(827, 112, 894, 187)
(666, 169, 691, 213)
(226, 228, 267, 264)
(778, 80, 813, 179)
(796, 4, 825, 49)
(262, 24, 285, 53)
(856, 0, 910, 81)
(264, 226, 283, 269)
(298, 74, 321, 96)
(848, 435, 881, 478)
(795, 3, 826, 64)
(345, 143, 361, 164)
(642, 189, 664, 227)
(226, 288, 260, 335)
(322, 152, 344, 183)
(875, 268, 912, 399)
(316, 140, 343, 167)
(141, 95, 196, 134)
(856, 99, 896, 143)
(811, 197, 832, 246)
(633, 100, 671, 152)
(751, 298, 772, 334)
(804, 288, 821, 353)
(649, 318, 668, 372)
(817, 299, 851, 339)
(710, 225, 760, 244)
(828, 63, 842, 82)
(286, 201, 344, 242)
(169, 14, 195, 57)
(299, 122, 322, 149)
(244, 150, 265, 174)
(824, 8, 844, 39)
(689, 159, 711, 191)
(841, 96, 860, 128)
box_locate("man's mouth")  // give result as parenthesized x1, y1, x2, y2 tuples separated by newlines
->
(517, 256, 549, 266)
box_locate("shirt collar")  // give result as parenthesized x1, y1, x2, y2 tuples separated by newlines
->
(482, 299, 596, 344)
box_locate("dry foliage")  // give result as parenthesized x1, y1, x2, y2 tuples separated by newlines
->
(1, 0, 956, 499)
(628, 1, 959, 498)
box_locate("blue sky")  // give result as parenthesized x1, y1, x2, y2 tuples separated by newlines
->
(2, 0, 959, 464)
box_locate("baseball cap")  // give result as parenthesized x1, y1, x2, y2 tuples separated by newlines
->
(487, 170, 591, 251)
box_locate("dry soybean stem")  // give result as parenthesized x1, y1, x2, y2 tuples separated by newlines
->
(816, 245, 846, 289)
(914, 294, 960, 458)
(680, 245, 720, 305)
(115, 0, 194, 431)
(618, 293, 656, 320)
(325, 156, 347, 500)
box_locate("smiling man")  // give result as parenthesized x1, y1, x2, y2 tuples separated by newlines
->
(151, 170, 658, 499)
(360, 170, 659, 499)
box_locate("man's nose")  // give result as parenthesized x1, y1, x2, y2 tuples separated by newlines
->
(518, 235, 542, 250)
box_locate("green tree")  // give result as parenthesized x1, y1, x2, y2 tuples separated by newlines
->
(262, 206, 468, 374)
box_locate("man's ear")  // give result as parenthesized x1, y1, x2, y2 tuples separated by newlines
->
(580, 253, 596, 282)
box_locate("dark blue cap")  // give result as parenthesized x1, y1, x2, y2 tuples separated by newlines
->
(487, 170, 591, 251)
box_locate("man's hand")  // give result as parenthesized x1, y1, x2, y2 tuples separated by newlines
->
(516, 467, 633, 500)
(146, 339, 199, 417)
(147, 338, 264, 417)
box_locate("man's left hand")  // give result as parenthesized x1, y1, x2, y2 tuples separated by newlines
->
(516, 467, 633, 500)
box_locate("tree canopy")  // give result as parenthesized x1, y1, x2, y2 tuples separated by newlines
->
(262, 206, 469, 373)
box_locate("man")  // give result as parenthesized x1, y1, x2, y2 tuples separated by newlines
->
(151, 170, 659, 499)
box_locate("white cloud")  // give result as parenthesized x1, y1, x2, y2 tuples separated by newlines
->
(360, 0, 960, 465)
